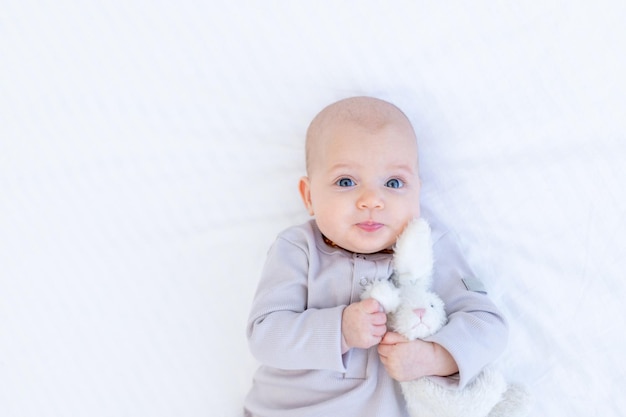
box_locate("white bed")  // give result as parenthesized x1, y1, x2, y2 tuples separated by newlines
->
(1, 1, 625, 416)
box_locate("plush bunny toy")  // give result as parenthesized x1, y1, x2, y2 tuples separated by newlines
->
(361, 218, 530, 417)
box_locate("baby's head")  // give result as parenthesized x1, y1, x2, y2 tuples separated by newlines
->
(299, 96, 421, 254)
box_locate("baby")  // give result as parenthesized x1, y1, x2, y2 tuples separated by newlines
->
(244, 97, 508, 417)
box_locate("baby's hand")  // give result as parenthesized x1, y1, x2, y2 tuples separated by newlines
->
(378, 332, 458, 381)
(341, 298, 387, 353)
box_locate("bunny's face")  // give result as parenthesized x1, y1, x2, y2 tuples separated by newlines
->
(388, 291, 447, 340)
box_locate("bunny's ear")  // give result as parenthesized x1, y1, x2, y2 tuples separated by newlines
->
(393, 218, 434, 289)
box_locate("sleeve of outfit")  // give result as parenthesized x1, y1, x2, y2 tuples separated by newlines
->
(425, 225, 509, 389)
(246, 225, 348, 373)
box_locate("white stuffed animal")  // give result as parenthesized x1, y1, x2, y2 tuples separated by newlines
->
(361, 218, 530, 417)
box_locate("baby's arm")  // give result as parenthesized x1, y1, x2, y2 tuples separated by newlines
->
(247, 236, 342, 371)
(420, 228, 508, 388)
(248, 232, 382, 373)
(377, 225, 507, 387)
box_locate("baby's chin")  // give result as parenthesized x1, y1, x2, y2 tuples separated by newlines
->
(343, 242, 392, 254)
(322, 228, 395, 253)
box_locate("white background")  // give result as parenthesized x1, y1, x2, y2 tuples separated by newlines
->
(1, 1, 625, 416)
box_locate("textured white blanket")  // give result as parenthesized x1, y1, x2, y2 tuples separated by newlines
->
(1, 1, 625, 416)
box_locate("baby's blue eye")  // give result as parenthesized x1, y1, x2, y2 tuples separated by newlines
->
(336, 178, 355, 187)
(385, 178, 404, 189)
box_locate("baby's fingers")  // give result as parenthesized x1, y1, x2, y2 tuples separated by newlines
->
(360, 298, 384, 313)
(370, 311, 387, 326)
(380, 331, 408, 345)
(371, 323, 387, 338)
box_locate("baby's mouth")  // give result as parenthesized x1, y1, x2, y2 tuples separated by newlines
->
(356, 221, 383, 232)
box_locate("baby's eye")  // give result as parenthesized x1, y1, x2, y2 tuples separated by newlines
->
(336, 178, 355, 187)
(385, 178, 404, 189)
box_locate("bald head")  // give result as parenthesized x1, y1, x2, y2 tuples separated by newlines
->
(305, 97, 417, 174)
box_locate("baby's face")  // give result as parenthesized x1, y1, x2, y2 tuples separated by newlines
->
(300, 120, 421, 254)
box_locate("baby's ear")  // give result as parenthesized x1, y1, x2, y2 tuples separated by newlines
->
(298, 176, 314, 215)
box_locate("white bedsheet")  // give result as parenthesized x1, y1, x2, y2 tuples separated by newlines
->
(1, 1, 625, 416)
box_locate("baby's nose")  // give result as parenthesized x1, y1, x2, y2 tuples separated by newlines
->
(357, 187, 384, 209)
(413, 308, 426, 319)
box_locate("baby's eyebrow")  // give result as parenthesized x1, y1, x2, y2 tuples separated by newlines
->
(387, 164, 416, 175)
(326, 163, 357, 175)
(325, 162, 417, 177)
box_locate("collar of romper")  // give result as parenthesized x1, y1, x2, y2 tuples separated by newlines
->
(321, 234, 394, 255)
